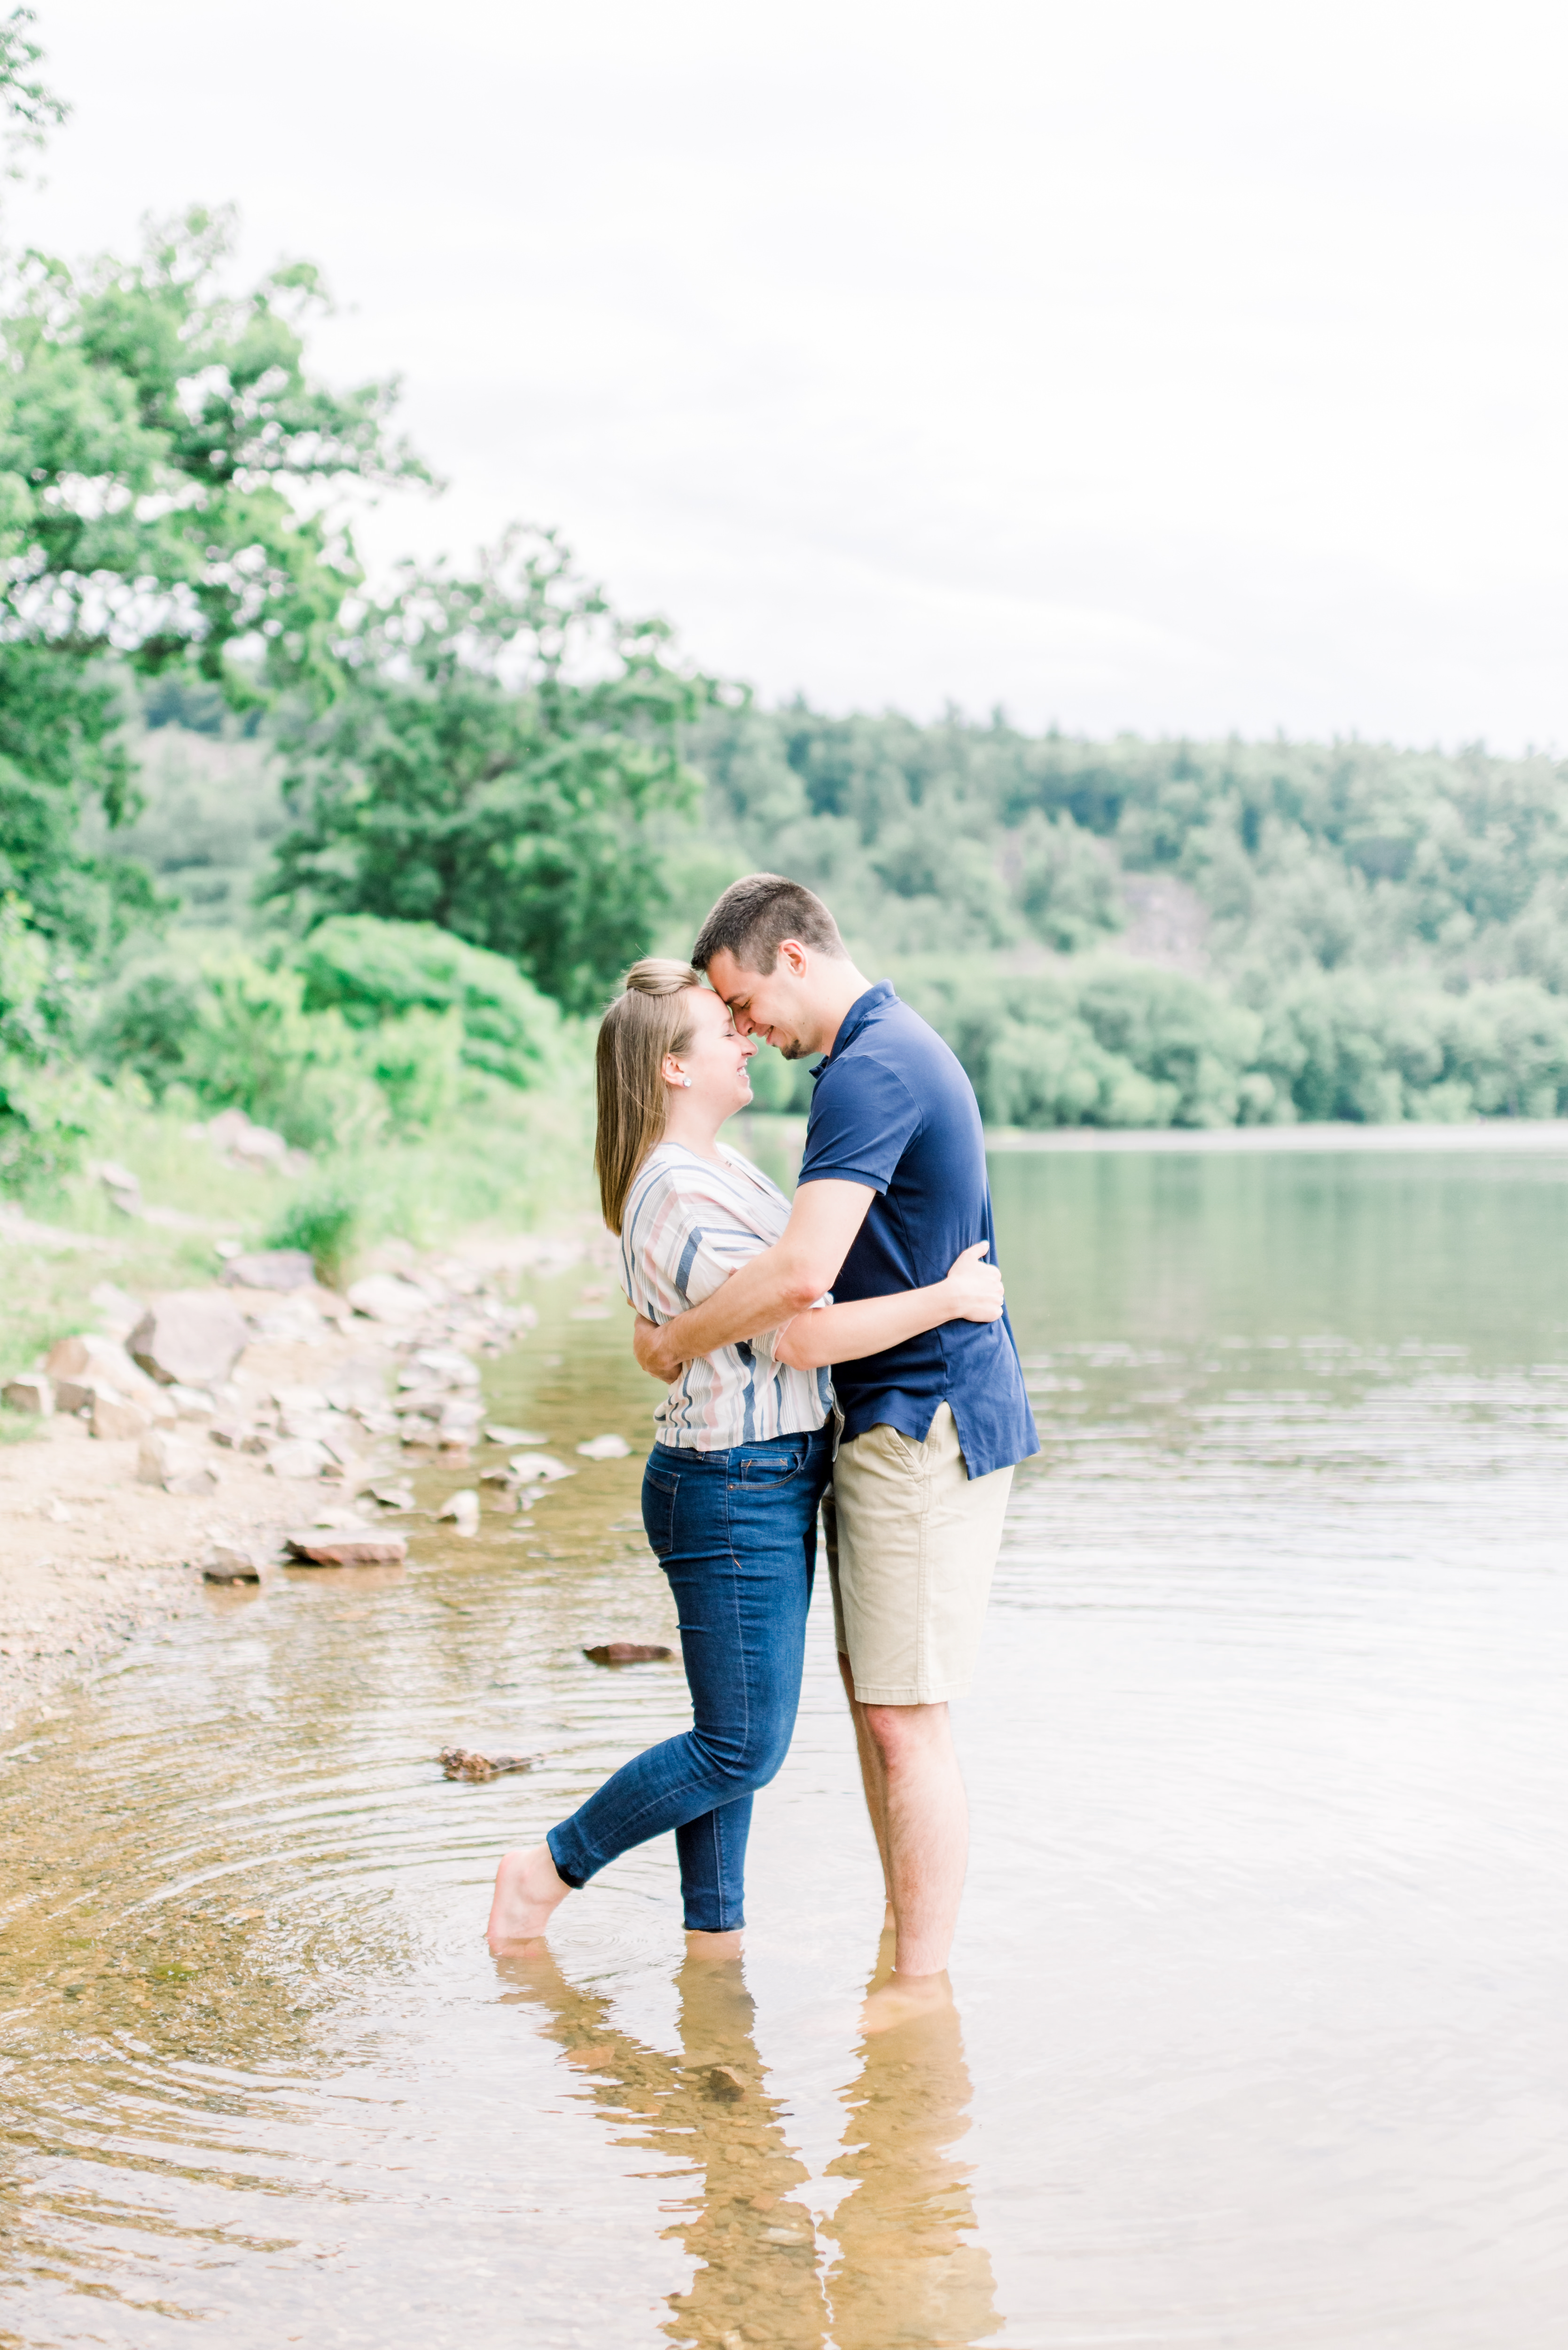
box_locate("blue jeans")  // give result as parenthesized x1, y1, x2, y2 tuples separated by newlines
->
(546, 1426, 832, 1932)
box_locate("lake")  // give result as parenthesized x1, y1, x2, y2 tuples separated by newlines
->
(3, 1140, 1567, 2346)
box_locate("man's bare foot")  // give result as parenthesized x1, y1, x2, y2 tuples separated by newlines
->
(859, 1968, 952, 2037)
(486, 1843, 570, 1950)
(683, 1927, 744, 1962)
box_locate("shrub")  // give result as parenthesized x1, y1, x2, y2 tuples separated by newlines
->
(0, 894, 95, 1193)
(181, 956, 385, 1150)
(90, 954, 206, 1096)
(265, 1183, 359, 1285)
(292, 914, 562, 1086)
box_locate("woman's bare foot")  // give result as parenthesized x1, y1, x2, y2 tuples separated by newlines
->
(683, 1927, 744, 1962)
(859, 1968, 952, 2037)
(486, 1843, 570, 1950)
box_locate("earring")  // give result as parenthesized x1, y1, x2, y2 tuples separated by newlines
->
(682, 1077, 693, 1089)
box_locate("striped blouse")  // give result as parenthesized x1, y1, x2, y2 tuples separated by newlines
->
(619, 1141, 833, 1450)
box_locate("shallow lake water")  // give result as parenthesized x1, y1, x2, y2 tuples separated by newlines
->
(4, 1143, 1568, 2348)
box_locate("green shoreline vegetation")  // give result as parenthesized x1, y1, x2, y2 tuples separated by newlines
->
(4, 11, 1568, 1393)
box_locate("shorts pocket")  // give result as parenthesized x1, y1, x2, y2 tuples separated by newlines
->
(642, 1461, 678, 1557)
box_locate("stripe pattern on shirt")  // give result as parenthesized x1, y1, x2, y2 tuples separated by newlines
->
(619, 1142, 831, 1451)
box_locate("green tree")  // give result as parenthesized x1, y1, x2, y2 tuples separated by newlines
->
(265, 530, 724, 1013)
(0, 200, 425, 954)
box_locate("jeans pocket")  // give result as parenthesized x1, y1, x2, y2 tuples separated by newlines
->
(737, 1441, 810, 1487)
(642, 1462, 678, 1558)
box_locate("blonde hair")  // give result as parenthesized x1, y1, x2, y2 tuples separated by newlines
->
(595, 959, 702, 1233)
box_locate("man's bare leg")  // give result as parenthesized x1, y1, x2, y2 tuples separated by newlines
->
(856, 1700, 967, 2028)
(487, 1842, 571, 1949)
(837, 1648, 896, 1928)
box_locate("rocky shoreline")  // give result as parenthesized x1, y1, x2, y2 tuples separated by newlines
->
(0, 1230, 592, 1736)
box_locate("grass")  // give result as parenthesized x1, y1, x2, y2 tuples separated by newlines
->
(0, 1065, 595, 1384)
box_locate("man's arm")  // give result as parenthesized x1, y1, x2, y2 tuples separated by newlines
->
(631, 1178, 875, 1383)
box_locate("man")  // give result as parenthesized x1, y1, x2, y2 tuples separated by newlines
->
(634, 873, 1038, 2020)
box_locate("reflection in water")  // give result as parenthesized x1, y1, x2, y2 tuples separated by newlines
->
(502, 1939, 997, 2350)
(825, 1943, 999, 2350)
(502, 1946, 829, 2348)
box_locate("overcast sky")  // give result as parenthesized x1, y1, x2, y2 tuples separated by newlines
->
(16, 0, 1568, 746)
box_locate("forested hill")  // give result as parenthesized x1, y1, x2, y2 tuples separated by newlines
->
(672, 708, 1568, 1129)
(94, 699, 1568, 1136)
(685, 706, 1568, 991)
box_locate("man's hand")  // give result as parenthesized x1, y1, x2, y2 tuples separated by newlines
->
(632, 1313, 689, 1384)
(940, 1241, 1005, 1322)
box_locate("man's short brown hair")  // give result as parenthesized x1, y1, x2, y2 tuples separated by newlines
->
(690, 873, 846, 975)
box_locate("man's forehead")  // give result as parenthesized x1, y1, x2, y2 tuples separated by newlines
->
(706, 949, 758, 1002)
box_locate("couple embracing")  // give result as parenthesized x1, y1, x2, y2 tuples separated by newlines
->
(488, 874, 1038, 2020)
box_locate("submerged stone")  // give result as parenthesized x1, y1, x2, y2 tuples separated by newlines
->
(438, 1746, 538, 1781)
(284, 1530, 408, 1567)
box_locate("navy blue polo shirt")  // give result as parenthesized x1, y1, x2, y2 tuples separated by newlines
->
(796, 981, 1038, 1479)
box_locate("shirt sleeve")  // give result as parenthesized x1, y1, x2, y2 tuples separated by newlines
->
(630, 1167, 776, 1320)
(796, 1058, 922, 1195)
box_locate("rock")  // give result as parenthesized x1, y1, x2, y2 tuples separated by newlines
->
(509, 1452, 575, 1483)
(399, 1416, 442, 1449)
(396, 1386, 447, 1416)
(583, 1642, 674, 1667)
(90, 1159, 142, 1214)
(203, 1541, 263, 1584)
(167, 1384, 217, 1419)
(346, 1273, 430, 1324)
(273, 1382, 328, 1416)
(284, 1529, 408, 1567)
(436, 1489, 480, 1535)
(576, 1433, 632, 1461)
(484, 1423, 547, 1446)
(353, 1405, 401, 1437)
(204, 1108, 290, 1167)
(243, 1297, 326, 1345)
(87, 1280, 144, 1336)
(129, 1292, 249, 1388)
(323, 1357, 392, 1414)
(367, 1480, 415, 1510)
(265, 1436, 332, 1480)
(707, 2065, 747, 2102)
(439, 1398, 485, 1441)
(93, 1386, 156, 1442)
(47, 1332, 161, 1402)
(402, 1346, 480, 1390)
(209, 1420, 267, 1453)
(3, 1373, 52, 1417)
(220, 1249, 316, 1292)
(136, 1429, 218, 1491)
(438, 1747, 538, 1780)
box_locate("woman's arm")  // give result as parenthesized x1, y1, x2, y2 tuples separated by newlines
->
(772, 1243, 1003, 1371)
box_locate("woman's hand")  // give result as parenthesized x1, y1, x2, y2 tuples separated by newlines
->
(942, 1241, 1005, 1323)
(633, 1313, 688, 1382)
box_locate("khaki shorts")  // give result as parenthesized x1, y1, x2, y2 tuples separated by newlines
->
(823, 1402, 1014, 1706)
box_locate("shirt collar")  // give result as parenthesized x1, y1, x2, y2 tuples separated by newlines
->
(810, 979, 897, 1078)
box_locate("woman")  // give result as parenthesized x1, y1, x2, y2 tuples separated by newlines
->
(487, 960, 1003, 1951)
